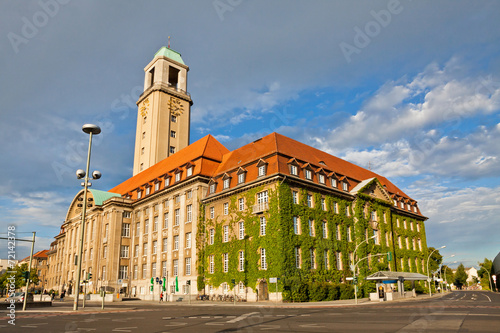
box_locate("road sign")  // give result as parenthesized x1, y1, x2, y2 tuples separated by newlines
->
(427, 278, 432, 283)
(269, 277, 278, 283)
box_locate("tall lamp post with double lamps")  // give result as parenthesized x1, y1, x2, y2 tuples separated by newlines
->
(351, 235, 376, 304)
(427, 245, 446, 297)
(438, 255, 455, 293)
(73, 124, 102, 311)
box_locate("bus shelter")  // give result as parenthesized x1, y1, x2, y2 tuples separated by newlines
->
(365, 271, 428, 301)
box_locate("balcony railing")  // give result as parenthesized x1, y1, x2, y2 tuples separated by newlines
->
(252, 202, 269, 214)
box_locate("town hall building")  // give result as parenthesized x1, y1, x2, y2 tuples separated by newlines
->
(46, 46, 429, 301)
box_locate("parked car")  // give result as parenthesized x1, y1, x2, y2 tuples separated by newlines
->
(4, 292, 34, 303)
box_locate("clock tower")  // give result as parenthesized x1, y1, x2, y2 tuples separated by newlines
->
(133, 46, 192, 175)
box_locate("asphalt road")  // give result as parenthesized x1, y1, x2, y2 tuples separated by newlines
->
(1, 291, 499, 332)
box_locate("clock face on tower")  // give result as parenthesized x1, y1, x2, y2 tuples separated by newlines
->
(168, 97, 184, 116)
(140, 98, 150, 117)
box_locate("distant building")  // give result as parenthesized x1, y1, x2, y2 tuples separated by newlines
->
(465, 267, 478, 285)
(0, 259, 18, 276)
(46, 46, 429, 301)
(18, 250, 49, 292)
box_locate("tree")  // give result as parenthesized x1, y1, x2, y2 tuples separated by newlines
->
(439, 265, 454, 290)
(478, 258, 495, 291)
(454, 263, 468, 289)
(427, 247, 443, 275)
(0, 263, 39, 293)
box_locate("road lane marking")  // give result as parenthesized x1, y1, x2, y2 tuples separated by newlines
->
(164, 322, 188, 327)
(259, 324, 281, 330)
(482, 294, 492, 302)
(300, 324, 325, 328)
(206, 323, 225, 326)
(227, 312, 259, 323)
(112, 327, 137, 332)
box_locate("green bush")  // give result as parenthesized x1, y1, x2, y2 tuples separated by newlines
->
(339, 284, 355, 300)
(326, 284, 340, 300)
(291, 282, 309, 302)
(309, 282, 329, 302)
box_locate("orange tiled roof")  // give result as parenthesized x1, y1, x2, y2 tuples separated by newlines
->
(213, 132, 412, 199)
(109, 134, 229, 196)
(20, 249, 49, 262)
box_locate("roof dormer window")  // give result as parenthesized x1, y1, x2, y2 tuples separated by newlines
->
(137, 190, 142, 199)
(256, 159, 268, 177)
(186, 166, 193, 177)
(290, 164, 298, 176)
(318, 174, 325, 184)
(223, 178, 230, 189)
(305, 169, 312, 180)
(342, 181, 349, 191)
(331, 178, 337, 188)
(209, 181, 217, 194)
(145, 186, 151, 195)
(164, 176, 170, 188)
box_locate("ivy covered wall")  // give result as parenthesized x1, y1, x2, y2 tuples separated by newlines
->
(197, 179, 428, 297)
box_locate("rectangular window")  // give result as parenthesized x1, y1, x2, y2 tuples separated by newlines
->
(333, 202, 338, 214)
(186, 204, 192, 223)
(133, 265, 137, 279)
(103, 246, 108, 259)
(257, 191, 268, 204)
(260, 217, 266, 236)
(122, 223, 130, 237)
(162, 261, 167, 277)
(138, 190, 142, 199)
(155, 182, 159, 191)
(102, 266, 107, 280)
(318, 174, 325, 184)
(164, 178, 170, 188)
(152, 240, 157, 254)
(342, 182, 348, 191)
(238, 173, 245, 184)
(144, 219, 149, 234)
(290, 164, 298, 175)
(223, 253, 229, 273)
(223, 225, 229, 243)
(168, 235, 177, 252)
(209, 228, 215, 245)
(336, 252, 342, 270)
(170, 146, 176, 154)
(134, 244, 139, 257)
(143, 243, 148, 255)
(163, 212, 169, 229)
(185, 257, 191, 275)
(153, 216, 158, 232)
(162, 237, 168, 252)
(324, 249, 329, 269)
(331, 178, 337, 188)
(371, 211, 377, 221)
(173, 259, 178, 276)
(223, 178, 230, 189)
(258, 165, 266, 177)
(239, 251, 245, 271)
(295, 247, 301, 268)
(171, 115, 177, 122)
(321, 198, 326, 211)
(175, 172, 180, 182)
(260, 248, 267, 270)
(175, 209, 180, 226)
(185, 232, 191, 248)
(310, 248, 315, 269)
(209, 255, 215, 274)
(239, 221, 245, 240)
(123, 211, 131, 219)
(146, 187, 151, 195)
(293, 216, 299, 235)
(322, 221, 328, 239)
(223, 202, 229, 215)
(305, 169, 312, 180)
(373, 230, 379, 245)
(119, 266, 128, 280)
(308, 219, 314, 237)
(292, 191, 298, 204)
(238, 198, 245, 211)
(170, 130, 176, 138)
(336, 224, 341, 240)
(209, 207, 215, 219)
(307, 194, 313, 207)
(209, 183, 216, 194)
(152, 262, 157, 277)
(120, 245, 129, 258)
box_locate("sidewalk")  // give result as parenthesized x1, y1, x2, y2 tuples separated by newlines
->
(4, 292, 446, 313)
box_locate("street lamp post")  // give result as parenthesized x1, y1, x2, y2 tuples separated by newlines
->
(351, 235, 376, 304)
(444, 260, 458, 291)
(438, 255, 455, 293)
(73, 124, 101, 311)
(427, 245, 446, 297)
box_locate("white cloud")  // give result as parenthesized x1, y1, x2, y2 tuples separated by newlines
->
(314, 60, 500, 152)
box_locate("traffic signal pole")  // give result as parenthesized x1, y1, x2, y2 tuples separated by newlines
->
(22, 232, 36, 312)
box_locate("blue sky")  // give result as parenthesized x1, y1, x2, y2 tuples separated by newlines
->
(1, 0, 499, 269)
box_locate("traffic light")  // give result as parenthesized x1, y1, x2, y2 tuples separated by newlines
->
(353, 276, 358, 284)
(186, 280, 191, 285)
(387, 252, 392, 262)
(23, 271, 29, 279)
(87, 272, 92, 280)
(151, 277, 154, 284)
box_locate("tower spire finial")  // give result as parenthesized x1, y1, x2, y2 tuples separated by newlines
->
(168, 36, 170, 49)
